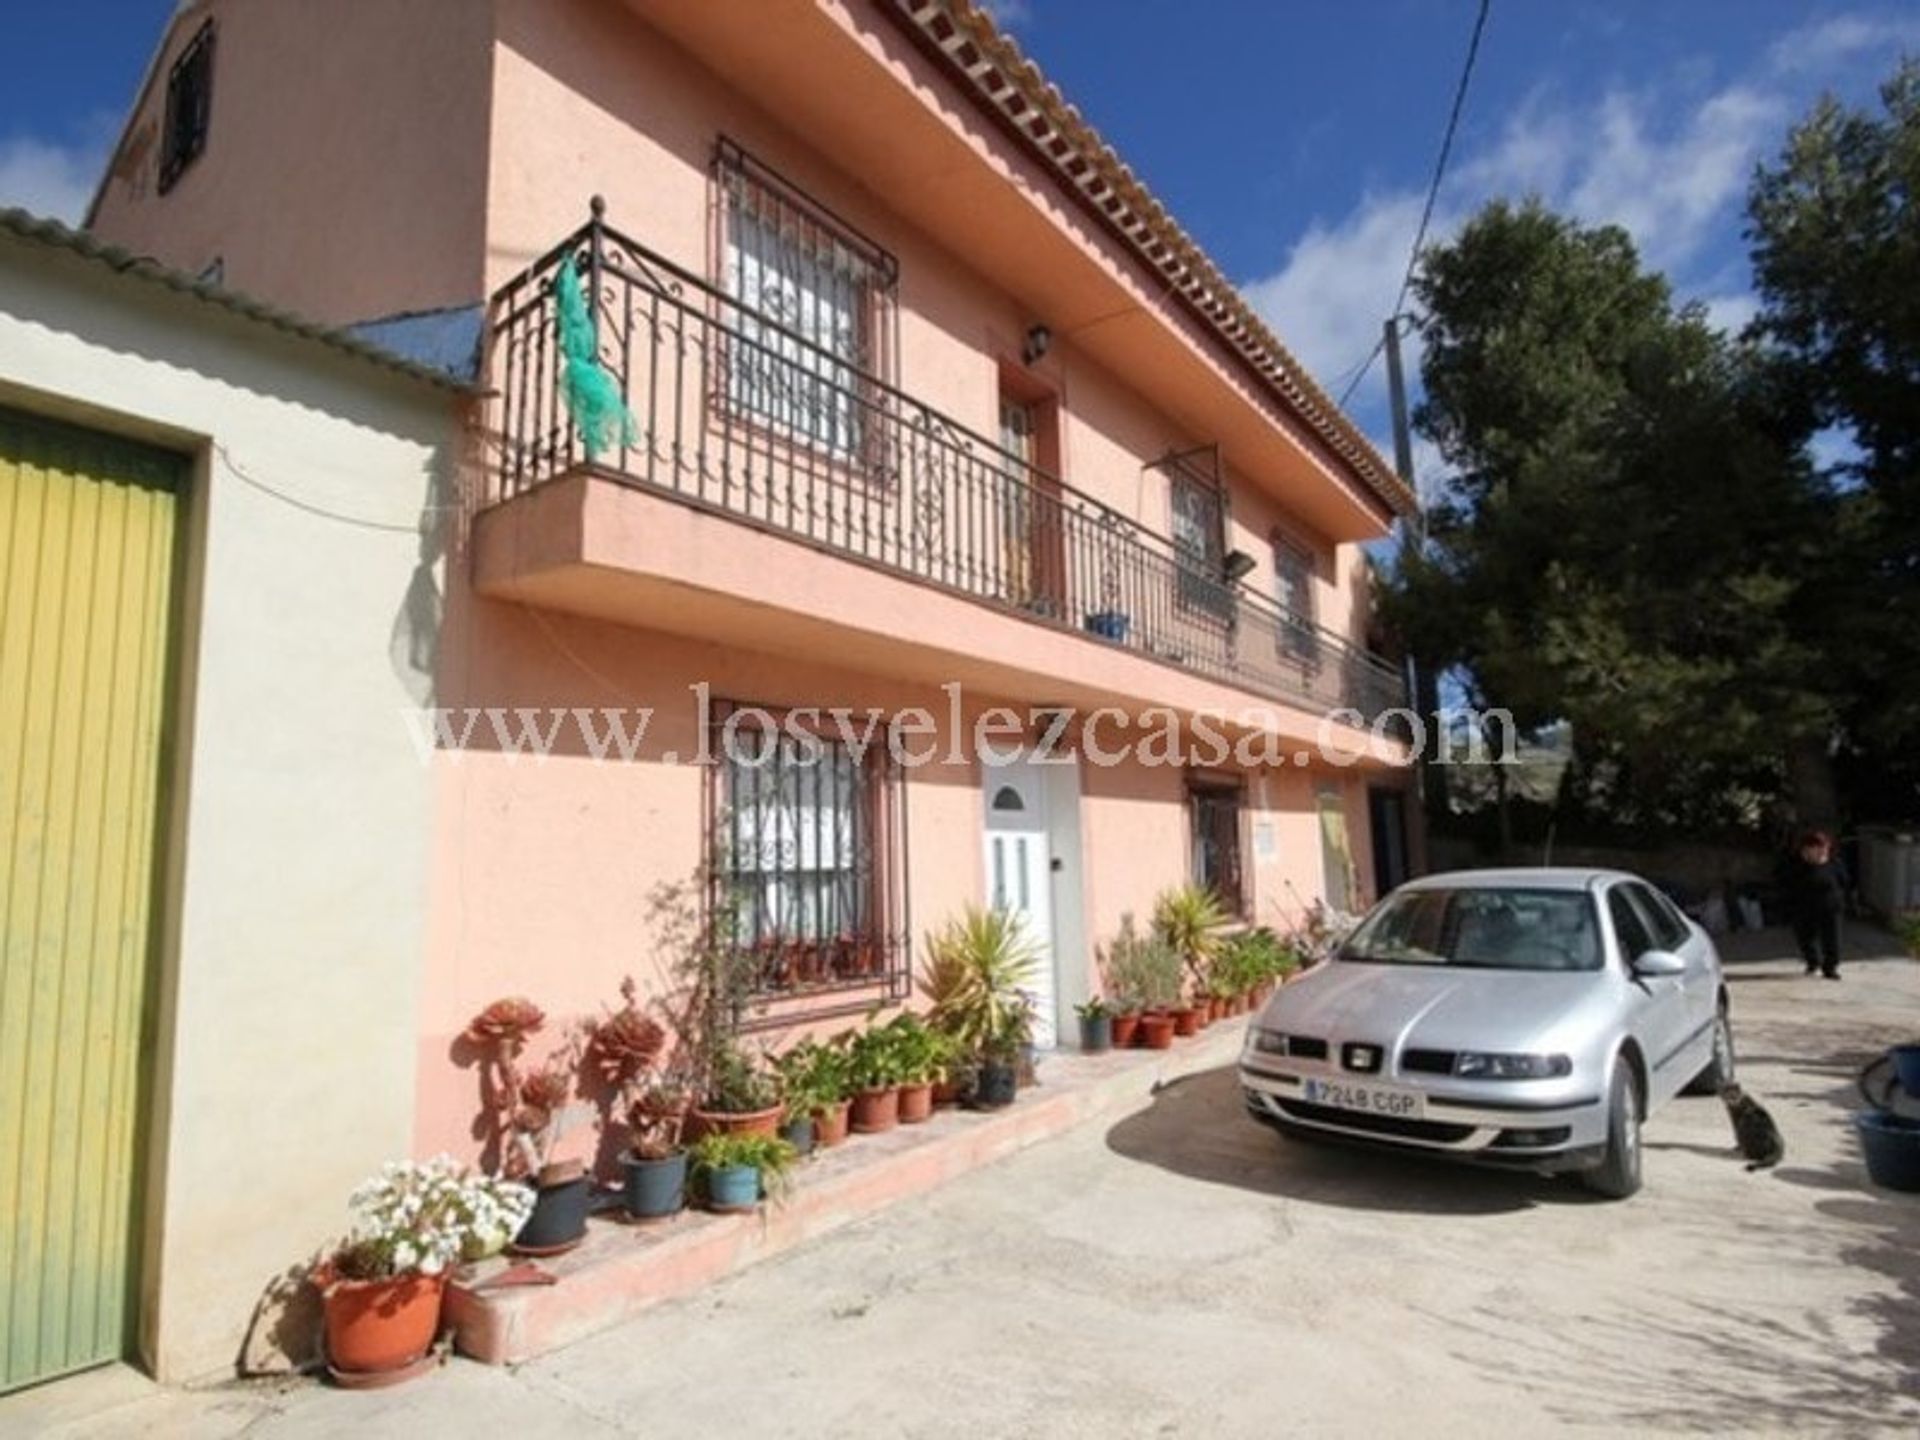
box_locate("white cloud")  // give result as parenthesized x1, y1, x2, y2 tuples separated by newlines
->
(1243, 76, 1787, 418)
(1563, 85, 1783, 271)
(1768, 11, 1920, 74)
(1241, 191, 1425, 399)
(0, 131, 110, 225)
(978, 0, 1031, 30)
(1699, 291, 1758, 336)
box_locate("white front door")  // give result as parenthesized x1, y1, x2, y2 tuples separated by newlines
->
(983, 757, 1057, 1048)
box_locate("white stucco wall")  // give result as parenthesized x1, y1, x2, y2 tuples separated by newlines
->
(0, 230, 454, 1381)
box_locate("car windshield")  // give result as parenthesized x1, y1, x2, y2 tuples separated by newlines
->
(1338, 886, 1603, 972)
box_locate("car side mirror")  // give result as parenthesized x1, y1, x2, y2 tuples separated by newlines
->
(1632, 949, 1686, 978)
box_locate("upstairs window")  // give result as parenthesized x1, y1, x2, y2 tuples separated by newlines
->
(159, 20, 216, 194)
(1158, 448, 1230, 618)
(1273, 533, 1319, 661)
(715, 141, 897, 461)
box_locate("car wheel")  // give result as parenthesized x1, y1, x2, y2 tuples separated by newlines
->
(1683, 1005, 1735, 1096)
(1583, 1061, 1643, 1200)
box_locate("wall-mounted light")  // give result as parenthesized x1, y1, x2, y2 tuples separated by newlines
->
(1223, 549, 1257, 582)
(1022, 324, 1053, 366)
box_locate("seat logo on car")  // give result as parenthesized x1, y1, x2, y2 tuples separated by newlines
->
(1343, 1043, 1382, 1074)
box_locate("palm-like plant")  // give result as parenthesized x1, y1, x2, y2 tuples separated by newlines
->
(1153, 883, 1231, 992)
(920, 907, 1042, 1060)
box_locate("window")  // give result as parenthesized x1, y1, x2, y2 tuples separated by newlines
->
(1170, 471, 1229, 616)
(1607, 887, 1655, 963)
(1189, 780, 1245, 913)
(716, 141, 896, 460)
(709, 702, 906, 1016)
(1273, 533, 1318, 662)
(159, 20, 215, 194)
(1341, 887, 1602, 972)
(1627, 882, 1691, 952)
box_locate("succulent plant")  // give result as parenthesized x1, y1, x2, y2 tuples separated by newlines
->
(464, 996, 546, 1050)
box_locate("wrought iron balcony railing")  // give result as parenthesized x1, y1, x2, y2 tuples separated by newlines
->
(486, 205, 1408, 726)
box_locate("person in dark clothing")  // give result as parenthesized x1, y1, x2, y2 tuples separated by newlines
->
(1785, 828, 1847, 979)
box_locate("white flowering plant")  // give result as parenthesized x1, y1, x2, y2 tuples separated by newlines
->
(326, 1155, 535, 1282)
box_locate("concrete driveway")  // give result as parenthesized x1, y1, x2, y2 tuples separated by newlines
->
(10, 928, 1919, 1439)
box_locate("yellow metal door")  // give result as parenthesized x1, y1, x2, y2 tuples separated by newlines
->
(1, 408, 180, 1392)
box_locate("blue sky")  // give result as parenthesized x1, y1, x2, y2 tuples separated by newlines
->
(1, 1, 1913, 482)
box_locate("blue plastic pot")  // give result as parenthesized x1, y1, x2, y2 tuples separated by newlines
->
(1854, 1110, 1920, 1192)
(779, 1114, 816, 1157)
(512, 1174, 591, 1253)
(1084, 611, 1131, 643)
(622, 1149, 688, 1220)
(703, 1163, 762, 1212)
(1890, 1045, 1920, 1097)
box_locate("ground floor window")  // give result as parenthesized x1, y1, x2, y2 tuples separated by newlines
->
(708, 700, 909, 1022)
(1188, 778, 1246, 914)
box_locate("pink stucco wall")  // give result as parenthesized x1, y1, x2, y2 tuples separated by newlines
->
(414, 577, 1386, 1163)
(89, 0, 495, 324)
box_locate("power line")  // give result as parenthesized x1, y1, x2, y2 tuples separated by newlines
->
(1335, 0, 1492, 409)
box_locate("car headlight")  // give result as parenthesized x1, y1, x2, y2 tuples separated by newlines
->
(1454, 1051, 1572, 1080)
(1250, 1027, 1290, 1056)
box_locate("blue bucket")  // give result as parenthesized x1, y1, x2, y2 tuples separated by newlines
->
(1890, 1044, 1920, 1097)
(1854, 1110, 1920, 1192)
(703, 1163, 762, 1212)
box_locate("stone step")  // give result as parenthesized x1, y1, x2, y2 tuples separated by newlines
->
(447, 1022, 1249, 1365)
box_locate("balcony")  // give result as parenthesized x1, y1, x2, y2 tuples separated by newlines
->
(478, 207, 1408, 732)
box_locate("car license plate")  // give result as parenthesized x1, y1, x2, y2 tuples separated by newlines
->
(1302, 1077, 1426, 1120)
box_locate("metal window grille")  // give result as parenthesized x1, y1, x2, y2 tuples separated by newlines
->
(708, 701, 910, 1024)
(1158, 447, 1231, 618)
(1272, 533, 1321, 664)
(715, 140, 898, 463)
(159, 21, 215, 194)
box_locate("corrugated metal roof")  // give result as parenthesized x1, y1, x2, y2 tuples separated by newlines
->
(0, 207, 475, 395)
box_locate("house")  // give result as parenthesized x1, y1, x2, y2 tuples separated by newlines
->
(10, 0, 1420, 1386)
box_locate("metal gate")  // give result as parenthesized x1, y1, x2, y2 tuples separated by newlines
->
(1, 407, 180, 1392)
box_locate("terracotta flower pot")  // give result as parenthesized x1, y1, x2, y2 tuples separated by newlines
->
(320, 1268, 445, 1376)
(850, 1085, 900, 1134)
(689, 1103, 784, 1141)
(813, 1099, 852, 1147)
(1138, 1013, 1176, 1050)
(932, 1075, 963, 1108)
(1110, 1012, 1142, 1048)
(897, 1081, 935, 1124)
(1172, 1005, 1202, 1037)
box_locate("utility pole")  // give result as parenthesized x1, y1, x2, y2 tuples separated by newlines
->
(1383, 315, 1417, 522)
(1382, 314, 1446, 865)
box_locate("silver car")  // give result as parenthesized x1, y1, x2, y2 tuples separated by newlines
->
(1240, 868, 1734, 1198)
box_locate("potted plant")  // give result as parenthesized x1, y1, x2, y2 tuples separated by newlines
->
(622, 1077, 693, 1219)
(922, 907, 1043, 1109)
(689, 1131, 798, 1214)
(316, 1156, 532, 1382)
(1075, 997, 1114, 1053)
(847, 1019, 908, 1133)
(778, 1036, 855, 1147)
(583, 978, 690, 1220)
(1154, 883, 1230, 993)
(883, 1013, 954, 1124)
(465, 998, 595, 1255)
(773, 1040, 841, 1155)
(690, 1038, 785, 1138)
(1104, 915, 1182, 1049)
